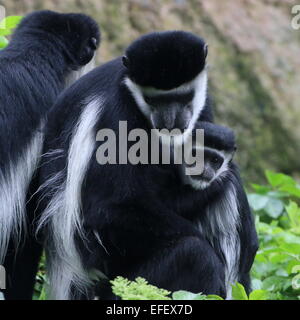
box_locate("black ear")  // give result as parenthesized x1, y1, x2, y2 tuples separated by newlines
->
(122, 55, 130, 68)
(229, 145, 237, 162)
(204, 44, 208, 59)
(90, 37, 98, 50)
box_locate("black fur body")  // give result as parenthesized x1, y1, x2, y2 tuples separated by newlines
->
(0, 10, 100, 299)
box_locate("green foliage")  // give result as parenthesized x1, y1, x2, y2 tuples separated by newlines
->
(231, 282, 249, 300)
(33, 254, 47, 300)
(111, 277, 171, 300)
(249, 171, 300, 300)
(230, 282, 268, 300)
(0, 16, 23, 49)
(172, 290, 208, 300)
(111, 277, 268, 300)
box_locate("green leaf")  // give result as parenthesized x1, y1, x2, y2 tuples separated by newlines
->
(251, 279, 263, 290)
(262, 276, 285, 291)
(0, 36, 8, 49)
(231, 282, 249, 300)
(286, 201, 300, 229)
(0, 16, 23, 30)
(265, 170, 296, 188)
(287, 259, 300, 274)
(280, 243, 300, 255)
(264, 198, 284, 218)
(172, 290, 207, 300)
(251, 184, 271, 194)
(249, 290, 268, 300)
(0, 29, 12, 36)
(269, 252, 290, 264)
(206, 295, 224, 300)
(248, 194, 269, 211)
(280, 185, 300, 198)
(291, 266, 300, 290)
(111, 277, 171, 300)
(267, 191, 289, 198)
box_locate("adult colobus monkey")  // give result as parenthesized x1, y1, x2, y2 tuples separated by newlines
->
(0, 10, 100, 300)
(38, 31, 256, 300)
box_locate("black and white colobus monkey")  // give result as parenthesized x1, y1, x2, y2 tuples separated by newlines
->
(0, 10, 100, 300)
(38, 31, 256, 300)
(177, 121, 258, 298)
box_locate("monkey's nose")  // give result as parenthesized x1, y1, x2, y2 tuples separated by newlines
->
(151, 114, 176, 131)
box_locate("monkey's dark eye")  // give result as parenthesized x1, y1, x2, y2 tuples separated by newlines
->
(212, 157, 220, 164)
(211, 156, 224, 170)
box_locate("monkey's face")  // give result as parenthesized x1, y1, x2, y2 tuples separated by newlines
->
(143, 91, 194, 132)
(123, 30, 209, 141)
(184, 147, 235, 190)
(58, 13, 100, 68)
(125, 70, 208, 143)
(14, 11, 100, 69)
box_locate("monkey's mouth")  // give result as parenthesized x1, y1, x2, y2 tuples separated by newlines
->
(192, 176, 212, 182)
(155, 128, 186, 136)
(187, 177, 212, 190)
(192, 175, 212, 183)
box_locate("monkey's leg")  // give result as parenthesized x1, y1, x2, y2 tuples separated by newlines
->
(129, 236, 226, 297)
(3, 175, 44, 300)
(94, 235, 226, 299)
(3, 232, 43, 300)
(78, 203, 227, 300)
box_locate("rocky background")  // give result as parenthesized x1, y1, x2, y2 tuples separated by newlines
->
(1, 0, 299, 183)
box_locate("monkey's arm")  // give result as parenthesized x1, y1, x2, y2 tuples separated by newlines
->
(80, 196, 226, 299)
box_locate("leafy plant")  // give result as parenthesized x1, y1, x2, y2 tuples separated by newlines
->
(249, 171, 300, 300)
(0, 15, 23, 49)
(111, 277, 171, 300)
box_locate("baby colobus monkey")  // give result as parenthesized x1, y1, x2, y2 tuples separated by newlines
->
(183, 121, 236, 190)
(181, 122, 258, 298)
(0, 10, 100, 300)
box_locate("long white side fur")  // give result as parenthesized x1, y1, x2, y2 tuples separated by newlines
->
(198, 182, 241, 299)
(0, 56, 95, 267)
(0, 127, 44, 264)
(39, 97, 103, 300)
